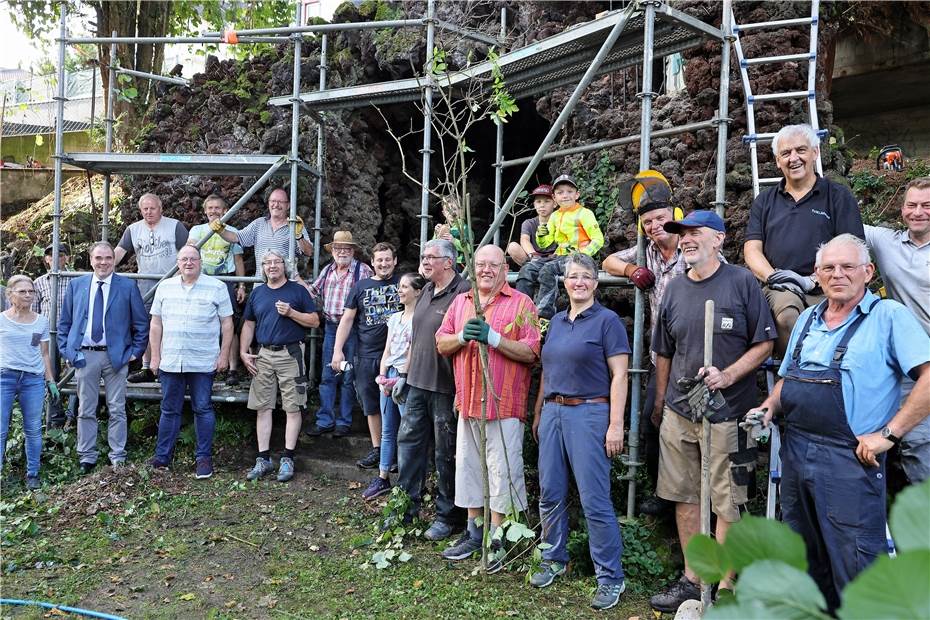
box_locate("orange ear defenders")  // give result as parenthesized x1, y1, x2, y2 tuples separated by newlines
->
(621, 170, 682, 234)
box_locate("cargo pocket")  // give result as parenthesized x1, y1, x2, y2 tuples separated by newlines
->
(729, 423, 758, 504)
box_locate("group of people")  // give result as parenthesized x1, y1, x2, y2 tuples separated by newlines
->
(1, 122, 928, 614)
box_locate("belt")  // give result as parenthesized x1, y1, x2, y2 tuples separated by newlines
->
(81, 345, 108, 351)
(545, 395, 609, 406)
(261, 343, 302, 352)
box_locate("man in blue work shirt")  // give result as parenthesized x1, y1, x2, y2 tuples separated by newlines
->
(755, 233, 930, 613)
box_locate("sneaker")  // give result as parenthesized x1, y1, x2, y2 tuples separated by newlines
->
(147, 456, 170, 470)
(305, 424, 334, 437)
(25, 476, 40, 491)
(356, 446, 380, 469)
(530, 560, 566, 588)
(333, 425, 351, 438)
(362, 476, 392, 501)
(225, 370, 241, 387)
(650, 575, 700, 613)
(195, 457, 214, 479)
(441, 532, 482, 560)
(79, 461, 95, 475)
(277, 457, 295, 482)
(487, 540, 505, 574)
(128, 368, 157, 383)
(591, 581, 626, 610)
(423, 520, 455, 541)
(246, 457, 275, 481)
(639, 495, 673, 517)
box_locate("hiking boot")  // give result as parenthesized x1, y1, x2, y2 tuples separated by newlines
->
(423, 520, 455, 541)
(225, 370, 242, 387)
(356, 446, 380, 469)
(195, 457, 213, 479)
(441, 532, 482, 561)
(246, 457, 274, 481)
(25, 476, 40, 491)
(639, 495, 673, 517)
(333, 425, 351, 438)
(591, 581, 626, 610)
(650, 575, 700, 613)
(305, 424, 334, 437)
(147, 456, 170, 470)
(128, 368, 157, 383)
(362, 477, 392, 501)
(276, 457, 295, 482)
(530, 560, 566, 588)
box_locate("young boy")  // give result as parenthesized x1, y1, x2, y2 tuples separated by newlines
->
(533, 174, 604, 319)
(508, 184, 558, 297)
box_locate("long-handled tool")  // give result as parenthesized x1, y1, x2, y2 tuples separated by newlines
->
(700, 300, 714, 611)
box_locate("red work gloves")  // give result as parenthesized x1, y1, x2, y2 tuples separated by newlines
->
(628, 266, 656, 290)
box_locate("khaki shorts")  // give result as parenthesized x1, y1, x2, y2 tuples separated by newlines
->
(657, 408, 756, 523)
(455, 416, 528, 515)
(247, 343, 307, 412)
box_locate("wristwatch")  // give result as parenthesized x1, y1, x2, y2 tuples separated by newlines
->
(880, 426, 902, 446)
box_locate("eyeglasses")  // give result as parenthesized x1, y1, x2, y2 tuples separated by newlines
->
(475, 262, 503, 271)
(178, 256, 201, 263)
(268, 200, 289, 206)
(421, 254, 449, 263)
(262, 260, 284, 266)
(11, 289, 35, 295)
(564, 274, 596, 282)
(332, 246, 354, 253)
(816, 263, 866, 275)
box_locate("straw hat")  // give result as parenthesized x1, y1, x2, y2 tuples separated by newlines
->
(324, 230, 359, 253)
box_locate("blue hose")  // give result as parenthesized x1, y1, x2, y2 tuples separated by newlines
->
(0, 598, 127, 620)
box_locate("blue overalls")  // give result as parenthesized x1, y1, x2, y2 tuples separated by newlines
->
(779, 299, 887, 613)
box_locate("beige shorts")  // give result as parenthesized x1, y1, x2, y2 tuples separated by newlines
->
(247, 344, 307, 412)
(763, 286, 823, 319)
(657, 408, 756, 523)
(455, 416, 528, 515)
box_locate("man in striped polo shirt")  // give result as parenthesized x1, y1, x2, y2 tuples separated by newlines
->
(436, 244, 541, 566)
(147, 245, 234, 479)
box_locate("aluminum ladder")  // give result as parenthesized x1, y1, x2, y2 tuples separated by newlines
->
(731, 0, 825, 197)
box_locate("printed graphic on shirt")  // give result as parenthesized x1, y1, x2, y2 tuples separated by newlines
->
(361, 284, 400, 327)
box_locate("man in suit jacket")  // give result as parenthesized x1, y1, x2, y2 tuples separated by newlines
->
(58, 241, 149, 472)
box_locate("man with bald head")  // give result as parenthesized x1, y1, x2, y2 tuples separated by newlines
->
(436, 245, 541, 565)
(115, 193, 189, 382)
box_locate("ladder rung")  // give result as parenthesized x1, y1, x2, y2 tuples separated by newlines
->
(741, 52, 813, 67)
(748, 90, 815, 103)
(743, 128, 828, 144)
(734, 16, 816, 33)
(759, 177, 782, 185)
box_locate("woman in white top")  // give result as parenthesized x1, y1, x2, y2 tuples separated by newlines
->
(1, 275, 56, 490)
(362, 273, 425, 501)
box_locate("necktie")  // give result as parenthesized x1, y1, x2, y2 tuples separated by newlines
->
(91, 281, 105, 343)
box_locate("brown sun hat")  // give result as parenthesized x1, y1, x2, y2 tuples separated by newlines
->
(324, 230, 359, 253)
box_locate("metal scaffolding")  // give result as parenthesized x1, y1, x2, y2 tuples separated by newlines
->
(46, 1, 732, 516)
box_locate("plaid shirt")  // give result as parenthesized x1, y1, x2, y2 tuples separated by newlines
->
(33, 272, 73, 319)
(309, 259, 373, 324)
(437, 283, 541, 422)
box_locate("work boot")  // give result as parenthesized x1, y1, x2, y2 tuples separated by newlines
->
(650, 575, 700, 613)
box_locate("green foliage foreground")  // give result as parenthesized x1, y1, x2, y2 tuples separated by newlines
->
(685, 479, 930, 619)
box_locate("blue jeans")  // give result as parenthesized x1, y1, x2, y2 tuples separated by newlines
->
(316, 321, 357, 430)
(154, 371, 216, 462)
(538, 401, 624, 585)
(379, 367, 405, 474)
(0, 369, 45, 477)
(396, 385, 463, 525)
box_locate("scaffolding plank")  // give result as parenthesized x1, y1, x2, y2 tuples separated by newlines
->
(61, 152, 320, 178)
(270, 3, 710, 112)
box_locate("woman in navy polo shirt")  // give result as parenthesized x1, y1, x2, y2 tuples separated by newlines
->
(530, 253, 631, 611)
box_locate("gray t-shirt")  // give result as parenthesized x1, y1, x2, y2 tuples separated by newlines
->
(865, 225, 930, 335)
(652, 263, 776, 422)
(407, 273, 472, 393)
(118, 217, 188, 300)
(521, 217, 556, 256)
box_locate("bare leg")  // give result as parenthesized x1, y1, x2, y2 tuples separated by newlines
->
(256, 409, 273, 452)
(367, 413, 382, 448)
(228, 333, 240, 372)
(506, 242, 529, 266)
(676, 502, 701, 584)
(716, 518, 735, 589)
(284, 411, 302, 450)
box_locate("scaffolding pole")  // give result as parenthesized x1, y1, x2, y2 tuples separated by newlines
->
(714, 1, 733, 218)
(419, 0, 436, 252)
(287, 3, 303, 273)
(625, 0, 658, 520)
(202, 19, 426, 38)
(114, 67, 189, 87)
(492, 7, 506, 247)
(309, 33, 328, 389)
(478, 1, 637, 247)
(49, 4, 68, 374)
(102, 35, 116, 243)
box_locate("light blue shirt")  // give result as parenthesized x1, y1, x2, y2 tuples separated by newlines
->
(0, 312, 49, 375)
(779, 290, 930, 435)
(150, 275, 233, 373)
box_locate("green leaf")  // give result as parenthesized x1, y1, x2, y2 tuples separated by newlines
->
(35, 134, 44, 146)
(838, 550, 930, 620)
(737, 560, 828, 619)
(685, 534, 730, 583)
(889, 478, 930, 553)
(724, 515, 807, 573)
(706, 599, 782, 620)
(122, 87, 138, 99)
(398, 551, 412, 563)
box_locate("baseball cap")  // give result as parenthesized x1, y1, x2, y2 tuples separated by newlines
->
(551, 174, 577, 189)
(44, 243, 71, 256)
(530, 184, 553, 198)
(663, 210, 726, 234)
